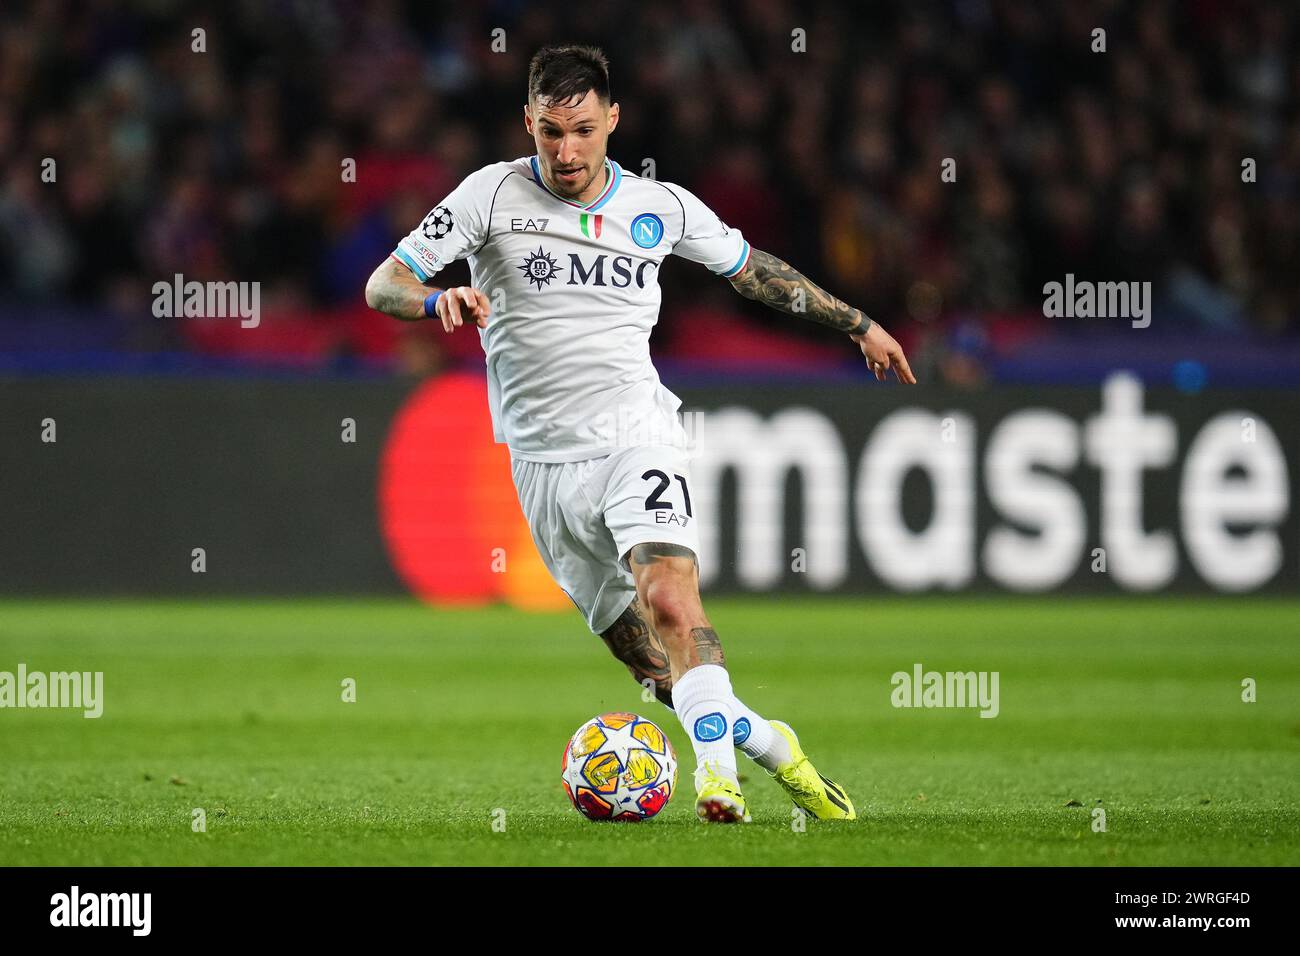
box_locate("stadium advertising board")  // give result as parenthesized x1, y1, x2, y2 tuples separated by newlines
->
(686, 372, 1297, 594)
(686, 371, 1294, 590)
(1, 373, 1294, 596)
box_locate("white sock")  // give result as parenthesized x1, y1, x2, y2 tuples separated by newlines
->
(671, 664, 739, 786)
(732, 698, 793, 772)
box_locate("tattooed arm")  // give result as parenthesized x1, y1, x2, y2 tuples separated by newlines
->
(728, 248, 873, 335)
(364, 257, 491, 331)
(727, 248, 917, 384)
(365, 257, 436, 321)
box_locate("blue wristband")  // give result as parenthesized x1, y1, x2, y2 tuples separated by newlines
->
(423, 290, 444, 319)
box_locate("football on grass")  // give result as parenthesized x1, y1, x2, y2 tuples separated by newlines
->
(561, 712, 677, 821)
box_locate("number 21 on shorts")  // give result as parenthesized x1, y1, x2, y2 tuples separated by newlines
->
(641, 469, 692, 526)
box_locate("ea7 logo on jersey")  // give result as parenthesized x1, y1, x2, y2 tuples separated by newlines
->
(510, 218, 549, 232)
(421, 206, 455, 240)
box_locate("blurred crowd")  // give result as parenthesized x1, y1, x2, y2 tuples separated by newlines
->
(0, 0, 1297, 381)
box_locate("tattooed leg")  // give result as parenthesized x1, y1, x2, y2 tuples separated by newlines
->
(599, 596, 674, 707)
(689, 626, 725, 667)
(627, 542, 724, 678)
(628, 541, 698, 570)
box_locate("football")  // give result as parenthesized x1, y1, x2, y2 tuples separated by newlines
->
(561, 712, 677, 821)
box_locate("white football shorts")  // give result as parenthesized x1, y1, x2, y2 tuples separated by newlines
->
(510, 443, 700, 634)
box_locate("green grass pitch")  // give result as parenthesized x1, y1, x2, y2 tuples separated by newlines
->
(0, 597, 1296, 866)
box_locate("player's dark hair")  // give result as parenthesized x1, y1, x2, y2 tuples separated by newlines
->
(528, 44, 610, 107)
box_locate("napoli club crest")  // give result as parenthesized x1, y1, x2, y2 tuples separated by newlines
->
(630, 213, 664, 249)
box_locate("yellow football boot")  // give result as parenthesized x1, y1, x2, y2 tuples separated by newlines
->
(767, 721, 856, 820)
(694, 763, 752, 823)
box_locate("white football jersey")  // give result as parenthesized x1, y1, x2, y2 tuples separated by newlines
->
(392, 156, 749, 462)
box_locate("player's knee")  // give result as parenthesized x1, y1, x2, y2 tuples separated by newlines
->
(642, 575, 698, 634)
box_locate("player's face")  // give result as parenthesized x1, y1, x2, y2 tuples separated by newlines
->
(525, 90, 619, 202)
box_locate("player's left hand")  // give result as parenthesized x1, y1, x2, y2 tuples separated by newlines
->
(852, 322, 917, 384)
(437, 285, 492, 332)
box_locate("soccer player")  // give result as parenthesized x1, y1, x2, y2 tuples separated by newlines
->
(366, 44, 916, 823)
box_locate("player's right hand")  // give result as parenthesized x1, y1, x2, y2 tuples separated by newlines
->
(436, 286, 491, 332)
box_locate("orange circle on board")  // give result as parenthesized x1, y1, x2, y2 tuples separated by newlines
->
(378, 372, 569, 610)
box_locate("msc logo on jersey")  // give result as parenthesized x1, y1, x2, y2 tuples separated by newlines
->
(567, 253, 658, 289)
(518, 248, 561, 289)
(421, 205, 455, 240)
(630, 213, 665, 249)
(519, 247, 659, 291)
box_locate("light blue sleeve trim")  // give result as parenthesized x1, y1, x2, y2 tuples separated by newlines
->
(392, 246, 431, 282)
(720, 240, 751, 277)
